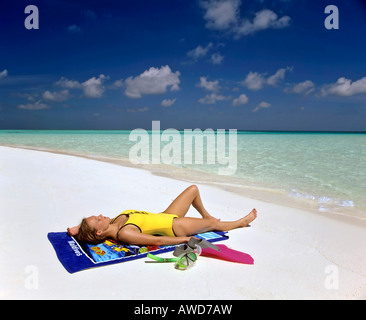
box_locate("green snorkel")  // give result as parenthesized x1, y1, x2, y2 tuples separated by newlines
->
(146, 245, 201, 270)
(146, 254, 179, 263)
(145, 238, 220, 270)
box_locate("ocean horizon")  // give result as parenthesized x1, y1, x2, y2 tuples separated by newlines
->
(1, 129, 365, 219)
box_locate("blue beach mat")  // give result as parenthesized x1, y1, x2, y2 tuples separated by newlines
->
(47, 231, 228, 273)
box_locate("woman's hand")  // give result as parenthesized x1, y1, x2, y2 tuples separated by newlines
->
(67, 224, 80, 236)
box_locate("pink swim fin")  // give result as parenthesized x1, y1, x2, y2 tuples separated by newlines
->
(201, 244, 254, 265)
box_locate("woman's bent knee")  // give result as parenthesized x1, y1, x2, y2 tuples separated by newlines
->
(188, 184, 198, 194)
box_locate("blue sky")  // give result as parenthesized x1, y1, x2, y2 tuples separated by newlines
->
(1, 0, 366, 130)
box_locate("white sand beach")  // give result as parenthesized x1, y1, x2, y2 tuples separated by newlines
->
(1, 145, 366, 300)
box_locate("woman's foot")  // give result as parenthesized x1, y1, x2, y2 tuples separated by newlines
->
(240, 208, 257, 227)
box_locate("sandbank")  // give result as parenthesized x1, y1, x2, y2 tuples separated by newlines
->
(1, 146, 366, 300)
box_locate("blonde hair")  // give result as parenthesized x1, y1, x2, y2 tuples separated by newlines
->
(74, 218, 107, 244)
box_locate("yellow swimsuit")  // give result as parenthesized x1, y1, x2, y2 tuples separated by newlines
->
(111, 210, 178, 237)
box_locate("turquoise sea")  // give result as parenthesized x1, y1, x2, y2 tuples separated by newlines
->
(1, 130, 365, 219)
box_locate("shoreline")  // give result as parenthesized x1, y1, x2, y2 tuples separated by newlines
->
(1, 145, 366, 299)
(2, 143, 366, 225)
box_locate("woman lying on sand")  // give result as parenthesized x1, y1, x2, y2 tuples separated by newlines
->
(68, 185, 257, 246)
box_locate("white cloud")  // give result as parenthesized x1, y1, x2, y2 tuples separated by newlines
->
(197, 77, 220, 92)
(126, 107, 149, 112)
(198, 93, 231, 104)
(55, 75, 109, 98)
(284, 80, 315, 95)
(82, 74, 109, 98)
(68, 24, 83, 34)
(267, 67, 292, 86)
(14, 92, 39, 101)
(42, 89, 70, 102)
(18, 100, 50, 110)
(112, 79, 124, 89)
(242, 67, 291, 90)
(200, 0, 291, 38)
(253, 101, 271, 112)
(187, 43, 213, 60)
(82, 10, 97, 19)
(161, 98, 176, 107)
(211, 53, 224, 65)
(236, 9, 291, 37)
(232, 94, 248, 106)
(187, 43, 224, 65)
(242, 71, 266, 90)
(200, 0, 240, 31)
(55, 77, 82, 89)
(0, 69, 8, 79)
(320, 77, 366, 97)
(124, 65, 180, 98)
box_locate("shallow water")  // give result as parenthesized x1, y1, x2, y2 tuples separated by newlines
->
(1, 130, 365, 218)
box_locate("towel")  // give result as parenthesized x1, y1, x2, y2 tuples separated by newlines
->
(48, 231, 229, 273)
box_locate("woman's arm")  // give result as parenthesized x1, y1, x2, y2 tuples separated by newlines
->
(67, 224, 80, 236)
(118, 228, 190, 246)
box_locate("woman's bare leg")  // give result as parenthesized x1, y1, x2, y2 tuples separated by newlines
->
(163, 185, 213, 219)
(173, 209, 257, 236)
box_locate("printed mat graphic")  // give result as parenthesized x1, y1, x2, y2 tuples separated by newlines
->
(48, 231, 228, 273)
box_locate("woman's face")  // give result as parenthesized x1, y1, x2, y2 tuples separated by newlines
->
(86, 214, 111, 234)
